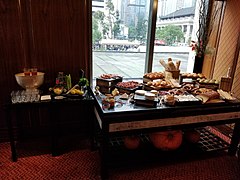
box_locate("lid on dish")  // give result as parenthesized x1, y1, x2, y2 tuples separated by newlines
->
(135, 90, 146, 96)
(145, 92, 155, 100)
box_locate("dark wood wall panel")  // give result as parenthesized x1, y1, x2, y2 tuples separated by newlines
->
(26, 0, 90, 86)
(0, 0, 26, 90)
(0, 0, 27, 135)
(0, 0, 91, 141)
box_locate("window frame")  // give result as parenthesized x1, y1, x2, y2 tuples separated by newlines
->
(145, 0, 158, 73)
(89, 0, 222, 84)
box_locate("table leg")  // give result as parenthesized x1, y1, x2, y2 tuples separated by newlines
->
(99, 121, 110, 180)
(100, 137, 109, 180)
(228, 121, 240, 156)
(90, 111, 96, 151)
(91, 115, 101, 151)
(5, 106, 17, 162)
(50, 105, 59, 157)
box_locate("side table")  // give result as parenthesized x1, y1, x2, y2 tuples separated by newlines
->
(4, 90, 94, 162)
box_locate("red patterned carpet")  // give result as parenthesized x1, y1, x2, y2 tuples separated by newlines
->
(1, 140, 240, 180)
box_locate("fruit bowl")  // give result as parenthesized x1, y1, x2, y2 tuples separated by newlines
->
(15, 72, 45, 91)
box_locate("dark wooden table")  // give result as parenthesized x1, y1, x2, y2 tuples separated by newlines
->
(4, 89, 94, 162)
(92, 91, 240, 179)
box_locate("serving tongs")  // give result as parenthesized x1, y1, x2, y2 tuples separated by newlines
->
(65, 84, 80, 95)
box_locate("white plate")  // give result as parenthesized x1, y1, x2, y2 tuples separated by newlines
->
(54, 96, 66, 100)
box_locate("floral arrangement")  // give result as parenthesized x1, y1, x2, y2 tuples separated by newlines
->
(191, 0, 216, 59)
(191, 40, 204, 58)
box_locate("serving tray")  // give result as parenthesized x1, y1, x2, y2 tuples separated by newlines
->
(51, 89, 87, 99)
(63, 91, 87, 99)
(115, 81, 143, 94)
(175, 94, 202, 105)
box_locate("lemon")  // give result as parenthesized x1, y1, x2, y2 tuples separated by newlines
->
(78, 90, 84, 95)
(75, 89, 84, 95)
(70, 89, 76, 95)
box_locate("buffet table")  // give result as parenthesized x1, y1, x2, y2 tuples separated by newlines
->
(92, 90, 240, 179)
(5, 89, 94, 162)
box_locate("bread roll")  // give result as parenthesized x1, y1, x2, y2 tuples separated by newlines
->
(197, 90, 220, 103)
(202, 91, 220, 100)
(168, 61, 177, 71)
(159, 59, 169, 70)
(175, 60, 181, 70)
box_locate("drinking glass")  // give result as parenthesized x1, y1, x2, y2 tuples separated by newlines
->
(11, 91, 18, 104)
(23, 68, 31, 76)
(31, 68, 38, 76)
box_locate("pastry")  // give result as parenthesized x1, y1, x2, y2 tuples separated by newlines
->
(196, 90, 220, 103)
(164, 94, 176, 106)
(120, 93, 129, 100)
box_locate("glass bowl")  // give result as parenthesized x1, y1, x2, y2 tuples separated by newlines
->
(15, 72, 44, 92)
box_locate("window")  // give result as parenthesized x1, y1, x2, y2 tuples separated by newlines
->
(92, 0, 210, 80)
(152, 0, 198, 73)
(183, 25, 187, 33)
(92, 0, 150, 79)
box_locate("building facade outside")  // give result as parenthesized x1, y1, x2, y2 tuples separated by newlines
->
(156, 6, 196, 44)
(92, 0, 197, 45)
(92, 0, 105, 13)
(157, 0, 196, 17)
